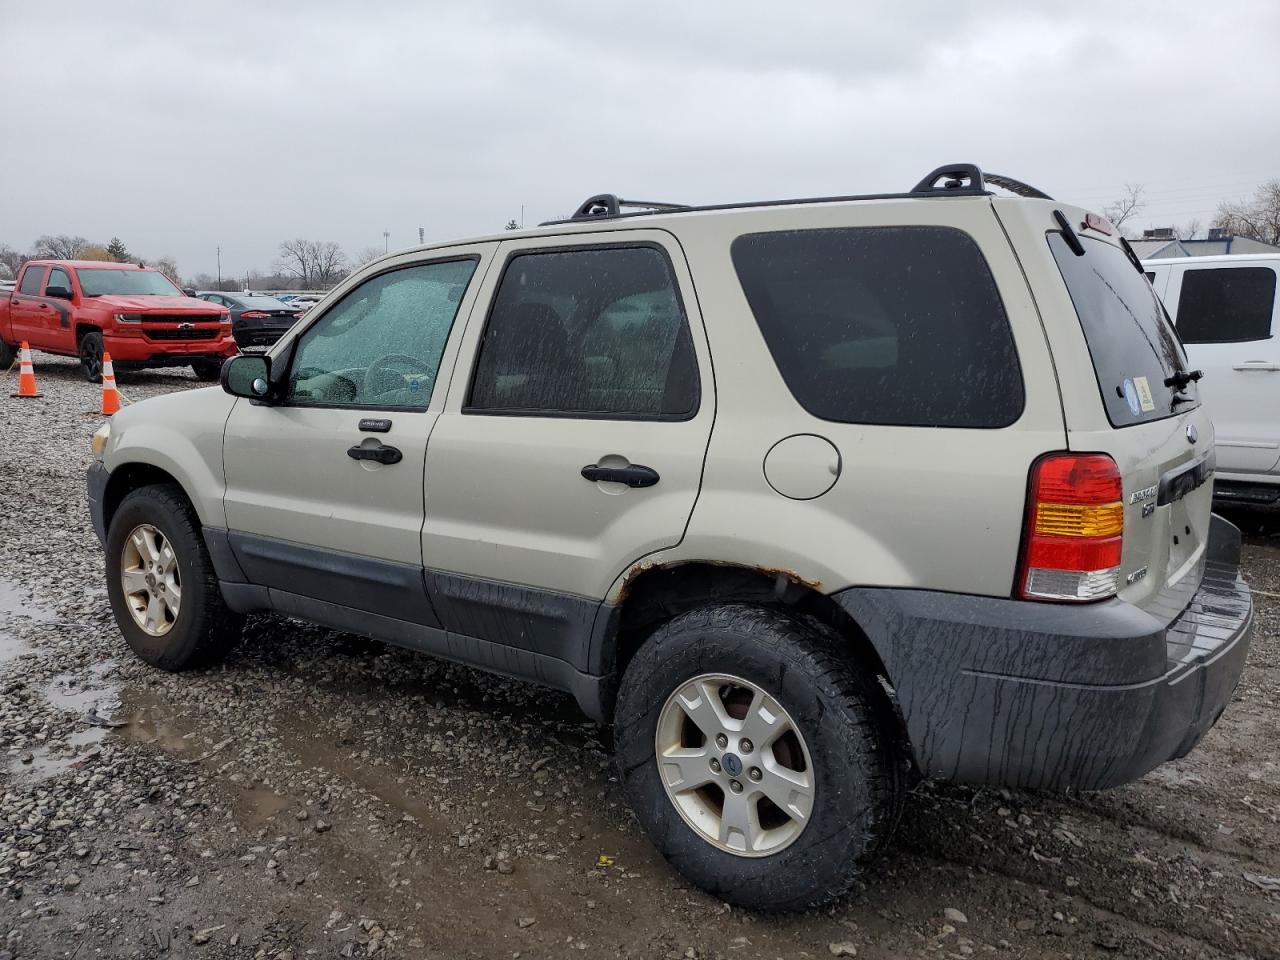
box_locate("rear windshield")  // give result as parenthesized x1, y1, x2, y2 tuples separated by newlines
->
(731, 226, 1024, 428)
(1048, 233, 1198, 426)
(236, 296, 294, 309)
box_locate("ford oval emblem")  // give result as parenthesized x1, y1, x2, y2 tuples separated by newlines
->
(1186, 424, 1198, 444)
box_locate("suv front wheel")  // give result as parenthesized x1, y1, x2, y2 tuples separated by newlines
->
(614, 604, 903, 911)
(105, 484, 244, 669)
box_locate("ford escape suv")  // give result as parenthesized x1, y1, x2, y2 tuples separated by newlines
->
(87, 164, 1252, 911)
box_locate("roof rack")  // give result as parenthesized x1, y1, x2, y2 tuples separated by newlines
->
(541, 163, 1052, 226)
(570, 194, 691, 220)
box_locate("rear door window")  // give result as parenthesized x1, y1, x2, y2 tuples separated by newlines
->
(18, 266, 46, 295)
(731, 226, 1024, 428)
(1175, 267, 1276, 343)
(1048, 233, 1197, 426)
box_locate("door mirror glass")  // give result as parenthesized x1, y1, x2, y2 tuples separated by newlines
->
(221, 355, 271, 399)
(45, 286, 73, 300)
(182, 287, 198, 298)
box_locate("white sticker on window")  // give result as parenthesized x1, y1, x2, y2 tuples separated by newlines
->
(1133, 375, 1155, 412)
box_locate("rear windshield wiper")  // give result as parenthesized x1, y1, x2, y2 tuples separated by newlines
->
(1164, 369, 1203, 390)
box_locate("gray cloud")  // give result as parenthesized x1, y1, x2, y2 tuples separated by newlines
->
(2, 1, 1277, 278)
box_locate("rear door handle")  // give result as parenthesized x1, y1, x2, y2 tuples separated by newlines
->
(348, 443, 403, 465)
(581, 463, 660, 487)
(1232, 361, 1280, 371)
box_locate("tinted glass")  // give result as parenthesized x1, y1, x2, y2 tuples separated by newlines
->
(236, 295, 294, 310)
(731, 227, 1024, 428)
(78, 269, 182, 296)
(46, 268, 71, 293)
(1176, 267, 1276, 343)
(468, 246, 698, 418)
(18, 266, 46, 295)
(1049, 233, 1197, 426)
(287, 259, 477, 409)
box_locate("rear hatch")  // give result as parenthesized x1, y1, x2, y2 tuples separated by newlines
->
(1037, 210, 1214, 616)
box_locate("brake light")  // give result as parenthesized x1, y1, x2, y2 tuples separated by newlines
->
(292, 311, 305, 319)
(1018, 453, 1123, 602)
(239, 310, 270, 319)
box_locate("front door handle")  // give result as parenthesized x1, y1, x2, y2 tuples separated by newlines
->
(348, 443, 403, 465)
(581, 463, 660, 487)
(1232, 361, 1280, 371)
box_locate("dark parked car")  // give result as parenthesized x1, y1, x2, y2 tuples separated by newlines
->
(196, 292, 303, 348)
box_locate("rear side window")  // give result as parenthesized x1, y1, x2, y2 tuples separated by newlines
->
(1049, 233, 1197, 427)
(731, 226, 1024, 428)
(18, 266, 46, 295)
(467, 246, 699, 419)
(1175, 267, 1276, 343)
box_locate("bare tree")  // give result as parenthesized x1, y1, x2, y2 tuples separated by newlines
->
(312, 241, 347, 287)
(1177, 219, 1202, 241)
(1214, 179, 1280, 246)
(0, 244, 25, 279)
(352, 246, 385, 269)
(1103, 184, 1146, 232)
(505, 219, 520, 230)
(152, 256, 181, 285)
(274, 238, 348, 288)
(32, 234, 89, 259)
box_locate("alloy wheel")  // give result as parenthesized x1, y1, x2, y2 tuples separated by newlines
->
(654, 673, 814, 857)
(120, 523, 182, 636)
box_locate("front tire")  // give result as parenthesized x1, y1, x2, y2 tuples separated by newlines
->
(105, 484, 244, 670)
(79, 331, 104, 383)
(614, 604, 903, 911)
(191, 359, 222, 382)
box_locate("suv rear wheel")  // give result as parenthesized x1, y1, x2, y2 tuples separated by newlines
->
(614, 604, 904, 911)
(105, 484, 244, 669)
(79, 331, 104, 383)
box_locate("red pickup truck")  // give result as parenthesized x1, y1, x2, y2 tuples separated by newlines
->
(0, 260, 236, 382)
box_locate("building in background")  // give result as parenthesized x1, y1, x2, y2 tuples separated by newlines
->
(1135, 227, 1280, 260)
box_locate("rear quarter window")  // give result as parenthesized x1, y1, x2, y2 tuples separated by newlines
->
(731, 226, 1024, 428)
(1048, 233, 1197, 427)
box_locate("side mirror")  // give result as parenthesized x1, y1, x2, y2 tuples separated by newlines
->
(45, 286, 73, 300)
(221, 354, 274, 401)
(182, 287, 197, 298)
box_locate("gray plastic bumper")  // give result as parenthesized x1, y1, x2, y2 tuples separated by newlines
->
(833, 514, 1253, 791)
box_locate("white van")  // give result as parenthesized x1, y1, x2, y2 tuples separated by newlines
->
(1145, 254, 1280, 504)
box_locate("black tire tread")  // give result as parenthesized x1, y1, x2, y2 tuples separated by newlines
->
(615, 602, 905, 912)
(106, 483, 242, 669)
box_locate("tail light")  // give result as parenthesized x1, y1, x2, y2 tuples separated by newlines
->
(292, 311, 305, 319)
(1017, 453, 1123, 602)
(239, 310, 270, 319)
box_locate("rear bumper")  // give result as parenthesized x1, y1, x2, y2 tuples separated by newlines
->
(834, 514, 1253, 791)
(232, 321, 293, 348)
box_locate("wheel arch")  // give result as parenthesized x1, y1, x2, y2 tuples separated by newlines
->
(75, 322, 102, 344)
(601, 561, 900, 719)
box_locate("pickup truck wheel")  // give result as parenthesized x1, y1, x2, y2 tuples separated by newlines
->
(105, 484, 244, 670)
(190, 359, 222, 382)
(614, 604, 903, 912)
(79, 332, 104, 383)
(0, 339, 14, 369)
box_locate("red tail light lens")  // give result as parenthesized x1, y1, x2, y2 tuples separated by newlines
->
(1018, 453, 1123, 602)
(239, 310, 270, 319)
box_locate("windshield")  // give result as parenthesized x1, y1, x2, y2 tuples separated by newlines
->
(1048, 233, 1198, 427)
(79, 268, 182, 297)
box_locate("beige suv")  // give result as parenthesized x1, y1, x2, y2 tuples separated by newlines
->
(88, 164, 1253, 910)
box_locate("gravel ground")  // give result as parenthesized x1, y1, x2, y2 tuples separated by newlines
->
(2, 355, 1278, 960)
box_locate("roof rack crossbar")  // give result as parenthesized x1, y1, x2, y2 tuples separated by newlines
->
(570, 193, 690, 221)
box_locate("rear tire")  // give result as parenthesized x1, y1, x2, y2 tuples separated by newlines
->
(191, 359, 222, 382)
(614, 604, 903, 912)
(0, 339, 15, 369)
(105, 484, 243, 670)
(79, 331, 104, 383)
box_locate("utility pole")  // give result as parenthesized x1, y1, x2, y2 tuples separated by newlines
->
(418, 226, 424, 245)
(383, 230, 390, 253)
(216, 245, 221, 288)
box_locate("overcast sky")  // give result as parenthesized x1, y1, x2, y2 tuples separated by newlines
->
(3, 1, 1277, 279)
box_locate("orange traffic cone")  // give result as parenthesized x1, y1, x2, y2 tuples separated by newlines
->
(10, 341, 42, 398)
(101, 352, 121, 415)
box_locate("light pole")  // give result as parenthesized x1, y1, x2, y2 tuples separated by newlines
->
(216, 245, 221, 288)
(383, 231, 390, 253)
